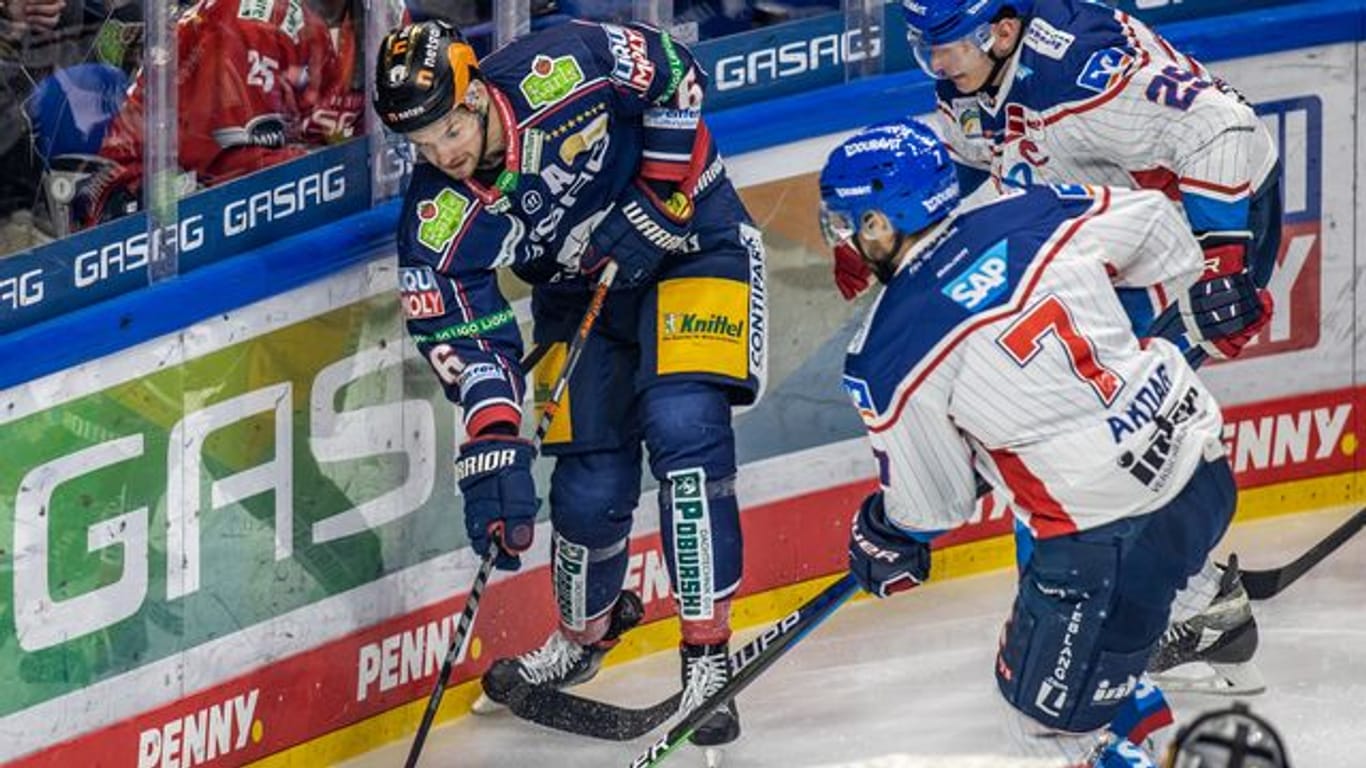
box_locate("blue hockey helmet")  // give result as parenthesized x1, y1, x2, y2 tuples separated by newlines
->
(901, 0, 1033, 79)
(819, 118, 960, 252)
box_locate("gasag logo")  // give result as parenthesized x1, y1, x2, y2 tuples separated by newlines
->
(942, 240, 1009, 310)
(415, 188, 470, 254)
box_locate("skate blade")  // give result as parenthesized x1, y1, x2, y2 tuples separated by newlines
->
(1152, 661, 1266, 696)
(703, 746, 724, 768)
(470, 693, 506, 715)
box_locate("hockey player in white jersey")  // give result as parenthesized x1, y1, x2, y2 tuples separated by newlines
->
(849, 0, 1279, 695)
(820, 119, 1238, 765)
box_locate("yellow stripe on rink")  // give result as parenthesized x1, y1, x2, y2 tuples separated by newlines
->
(250, 471, 1364, 767)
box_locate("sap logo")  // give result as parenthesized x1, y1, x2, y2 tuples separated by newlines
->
(1221, 403, 1350, 474)
(137, 689, 260, 768)
(356, 613, 466, 701)
(715, 26, 881, 91)
(942, 241, 1008, 310)
(842, 375, 877, 423)
(1076, 47, 1132, 94)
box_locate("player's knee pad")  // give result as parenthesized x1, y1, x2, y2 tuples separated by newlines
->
(549, 451, 641, 631)
(640, 381, 742, 623)
(996, 541, 1121, 734)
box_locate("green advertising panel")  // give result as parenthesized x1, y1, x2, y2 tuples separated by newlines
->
(0, 295, 465, 717)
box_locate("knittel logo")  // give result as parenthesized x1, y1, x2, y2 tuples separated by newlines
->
(415, 187, 470, 254)
(661, 312, 744, 343)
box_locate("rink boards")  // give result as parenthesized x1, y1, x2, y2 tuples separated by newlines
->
(2, 9, 1364, 768)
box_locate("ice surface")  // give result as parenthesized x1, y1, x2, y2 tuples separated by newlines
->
(342, 505, 1365, 767)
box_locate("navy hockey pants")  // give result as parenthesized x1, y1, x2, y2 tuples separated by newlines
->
(995, 457, 1236, 734)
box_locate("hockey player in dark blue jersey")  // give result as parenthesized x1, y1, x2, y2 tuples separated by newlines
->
(820, 117, 1239, 765)
(862, 0, 1279, 695)
(374, 19, 767, 749)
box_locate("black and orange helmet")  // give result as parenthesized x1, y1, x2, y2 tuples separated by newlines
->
(373, 20, 481, 134)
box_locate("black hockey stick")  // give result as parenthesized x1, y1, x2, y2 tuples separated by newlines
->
(1240, 507, 1365, 600)
(403, 262, 619, 768)
(626, 574, 858, 767)
(496, 573, 857, 743)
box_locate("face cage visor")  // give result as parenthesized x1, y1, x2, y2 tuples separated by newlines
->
(819, 201, 859, 248)
(907, 21, 995, 80)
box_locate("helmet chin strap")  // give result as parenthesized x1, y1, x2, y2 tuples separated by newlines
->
(975, 28, 1021, 97)
(851, 232, 907, 285)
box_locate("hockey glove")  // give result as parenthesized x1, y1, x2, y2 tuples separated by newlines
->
(585, 181, 693, 288)
(1178, 232, 1273, 361)
(456, 436, 538, 571)
(832, 241, 873, 301)
(848, 492, 932, 598)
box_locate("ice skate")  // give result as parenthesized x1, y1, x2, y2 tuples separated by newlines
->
(474, 590, 644, 714)
(679, 641, 741, 765)
(1148, 555, 1265, 694)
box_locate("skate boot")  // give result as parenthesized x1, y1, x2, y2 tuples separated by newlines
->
(477, 590, 644, 710)
(1148, 554, 1265, 694)
(680, 642, 740, 767)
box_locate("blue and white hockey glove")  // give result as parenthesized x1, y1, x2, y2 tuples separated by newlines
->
(456, 436, 538, 571)
(1166, 231, 1273, 364)
(585, 181, 693, 288)
(848, 492, 932, 598)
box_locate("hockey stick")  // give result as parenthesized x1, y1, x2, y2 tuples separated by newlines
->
(1240, 507, 1365, 600)
(403, 262, 619, 768)
(626, 574, 858, 767)
(497, 573, 858, 743)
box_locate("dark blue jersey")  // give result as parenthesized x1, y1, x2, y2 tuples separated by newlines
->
(394, 21, 738, 436)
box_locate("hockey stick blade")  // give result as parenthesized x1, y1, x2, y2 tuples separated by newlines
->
(627, 574, 858, 767)
(1241, 507, 1365, 600)
(500, 574, 858, 744)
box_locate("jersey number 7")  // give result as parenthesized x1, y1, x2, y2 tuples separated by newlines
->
(997, 294, 1124, 406)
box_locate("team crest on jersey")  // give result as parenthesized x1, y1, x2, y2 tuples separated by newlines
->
(416, 188, 471, 253)
(1076, 47, 1132, 94)
(520, 54, 585, 109)
(399, 266, 445, 318)
(842, 375, 878, 424)
(943, 239, 1010, 311)
(958, 105, 982, 138)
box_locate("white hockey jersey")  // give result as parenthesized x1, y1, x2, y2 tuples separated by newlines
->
(935, 0, 1277, 236)
(842, 185, 1226, 539)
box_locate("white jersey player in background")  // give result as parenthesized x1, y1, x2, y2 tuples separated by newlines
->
(820, 118, 1239, 765)
(825, 0, 1281, 695)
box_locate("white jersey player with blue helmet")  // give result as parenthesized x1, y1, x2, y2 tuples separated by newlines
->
(863, 0, 1276, 696)
(821, 118, 1239, 765)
